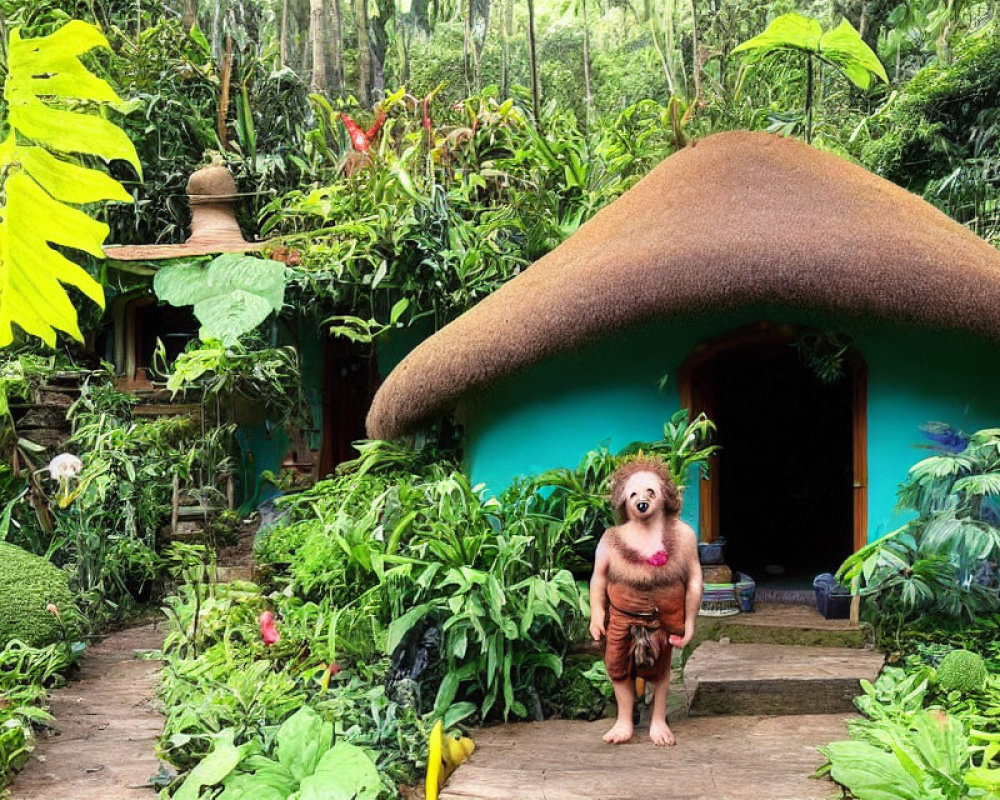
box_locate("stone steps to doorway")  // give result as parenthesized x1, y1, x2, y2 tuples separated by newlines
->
(683, 641, 884, 716)
(691, 601, 866, 649)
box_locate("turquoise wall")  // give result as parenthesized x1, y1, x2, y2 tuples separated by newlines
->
(237, 316, 326, 510)
(461, 308, 1000, 544)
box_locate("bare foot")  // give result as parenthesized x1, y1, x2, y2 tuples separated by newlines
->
(602, 719, 634, 744)
(649, 719, 676, 746)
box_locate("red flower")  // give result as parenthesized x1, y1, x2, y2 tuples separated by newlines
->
(340, 110, 387, 153)
(259, 611, 280, 646)
(647, 550, 668, 567)
(328, 661, 341, 676)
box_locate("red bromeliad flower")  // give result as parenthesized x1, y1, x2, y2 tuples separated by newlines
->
(365, 109, 387, 142)
(259, 611, 280, 646)
(340, 109, 388, 153)
(340, 113, 368, 151)
(647, 550, 668, 567)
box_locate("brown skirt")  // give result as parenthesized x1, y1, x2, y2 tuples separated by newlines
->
(604, 582, 685, 682)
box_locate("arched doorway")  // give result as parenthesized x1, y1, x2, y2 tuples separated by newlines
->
(679, 322, 867, 587)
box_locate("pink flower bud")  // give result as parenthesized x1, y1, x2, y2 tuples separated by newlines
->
(46, 603, 61, 619)
(259, 611, 280, 646)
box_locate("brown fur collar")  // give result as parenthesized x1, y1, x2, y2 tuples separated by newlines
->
(605, 524, 689, 590)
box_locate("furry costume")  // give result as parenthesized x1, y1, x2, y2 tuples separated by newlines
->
(603, 526, 688, 682)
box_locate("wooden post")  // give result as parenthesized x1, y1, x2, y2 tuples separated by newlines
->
(171, 473, 180, 536)
(849, 576, 860, 627)
(226, 473, 235, 510)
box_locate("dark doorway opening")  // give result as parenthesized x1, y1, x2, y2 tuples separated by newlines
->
(708, 342, 855, 587)
(319, 337, 381, 476)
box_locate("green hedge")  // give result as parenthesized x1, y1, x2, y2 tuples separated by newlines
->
(0, 542, 77, 648)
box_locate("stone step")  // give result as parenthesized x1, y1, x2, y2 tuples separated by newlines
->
(692, 602, 866, 649)
(683, 641, 884, 716)
(214, 565, 254, 583)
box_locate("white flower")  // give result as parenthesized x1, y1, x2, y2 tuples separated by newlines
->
(48, 453, 83, 481)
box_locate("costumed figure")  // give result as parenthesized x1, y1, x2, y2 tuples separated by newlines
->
(589, 456, 703, 745)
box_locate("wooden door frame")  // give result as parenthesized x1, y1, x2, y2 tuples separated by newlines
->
(677, 321, 867, 553)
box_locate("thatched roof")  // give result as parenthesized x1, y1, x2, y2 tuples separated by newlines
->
(366, 129, 1000, 440)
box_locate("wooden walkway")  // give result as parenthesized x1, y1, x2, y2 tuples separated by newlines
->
(440, 714, 850, 800)
(8, 625, 163, 800)
(684, 641, 884, 715)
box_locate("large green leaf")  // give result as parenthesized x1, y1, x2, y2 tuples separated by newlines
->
(732, 13, 823, 54)
(174, 729, 244, 800)
(733, 13, 886, 90)
(219, 758, 298, 800)
(0, 20, 140, 347)
(292, 742, 381, 800)
(276, 707, 333, 782)
(385, 602, 434, 655)
(153, 254, 288, 345)
(821, 739, 925, 800)
(819, 19, 889, 87)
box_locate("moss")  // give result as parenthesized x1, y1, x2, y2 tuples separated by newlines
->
(937, 649, 988, 693)
(0, 542, 78, 649)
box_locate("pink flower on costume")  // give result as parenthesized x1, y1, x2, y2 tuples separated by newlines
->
(647, 551, 668, 567)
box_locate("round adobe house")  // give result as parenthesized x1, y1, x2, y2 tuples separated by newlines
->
(367, 130, 1000, 579)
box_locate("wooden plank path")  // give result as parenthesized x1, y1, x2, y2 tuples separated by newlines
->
(440, 714, 851, 800)
(8, 624, 164, 800)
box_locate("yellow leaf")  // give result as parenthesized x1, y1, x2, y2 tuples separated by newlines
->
(10, 172, 110, 259)
(0, 170, 106, 345)
(18, 147, 133, 204)
(0, 21, 136, 349)
(10, 99, 141, 174)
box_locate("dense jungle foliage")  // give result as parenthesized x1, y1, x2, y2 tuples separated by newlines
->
(2, 0, 1000, 797)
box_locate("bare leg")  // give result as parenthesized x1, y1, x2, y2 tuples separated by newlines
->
(602, 679, 635, 744)
(648, 675, 676, 746)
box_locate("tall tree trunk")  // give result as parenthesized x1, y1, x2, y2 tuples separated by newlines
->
(183, 0, 198, 29)
(527, 0, 541, 123)
(328, 0, 346, 94)
(355, 0, 372, 105)
(370, 0, 392, 102)
(310, 0, 328, 92)
(470, 0, 490, 91)
(280, 0, 289, 66)
(581, 0, 592, 117)
(464, 0, 473, 94)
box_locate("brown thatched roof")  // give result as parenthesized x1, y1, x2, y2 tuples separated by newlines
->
(366, 129, 1000, 440)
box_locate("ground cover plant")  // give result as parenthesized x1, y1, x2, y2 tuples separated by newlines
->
(838, 425, 1000, 641)
(0, 542, 79, 649)
(0, 639, 80, 790)
(820, 424, 1000, 799)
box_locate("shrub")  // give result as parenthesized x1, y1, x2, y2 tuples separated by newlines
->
(0, 542, 77, 648)
(937, 649, 987, 693)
